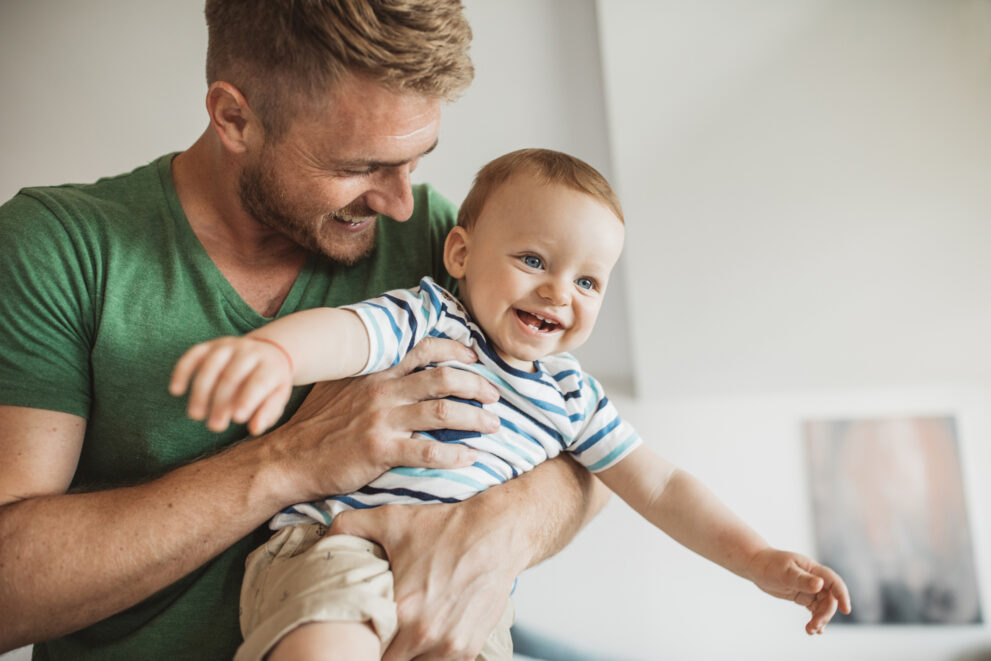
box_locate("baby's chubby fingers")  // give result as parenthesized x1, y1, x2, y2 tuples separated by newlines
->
(247, 385, 292, 436)
(805, 591, 839, 635)
(230, 366, 282, 425)
(803, 564, 851, 635)
(818, 565, 852, 616)
(206, 357, 270, 431)
(168, 342, 213, 398)
(788, 563, 825, 594)
(185, 342, 238, 423)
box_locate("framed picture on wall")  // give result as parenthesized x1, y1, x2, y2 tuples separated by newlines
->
(804, 415, 982, 624)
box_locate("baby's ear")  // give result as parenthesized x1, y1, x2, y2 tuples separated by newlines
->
(443, 226, 470, 279)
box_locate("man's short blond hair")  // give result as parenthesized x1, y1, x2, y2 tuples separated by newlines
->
(457, 148, 624, 230)
(205, 0, 474, 140)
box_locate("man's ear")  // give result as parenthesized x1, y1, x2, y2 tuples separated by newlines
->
(205, 81, 263, 155)
(444, 226, 470, 279)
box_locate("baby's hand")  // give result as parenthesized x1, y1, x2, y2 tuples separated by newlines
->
(169, 336, 294, 435)
(746, 548, 852, 635)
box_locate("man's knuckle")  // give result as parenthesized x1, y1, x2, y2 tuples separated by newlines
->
(432, 398, 452, 421)
(435, 366, 460, 389)
(402, 340, 429, 362)
(366, 407, 389, 429)
(420, 442, 441, 464)
(366, 380, 392, 400)
(365, 434, 390, 457)
(405, 622, 433, 649)
(437, 638, 471, 659)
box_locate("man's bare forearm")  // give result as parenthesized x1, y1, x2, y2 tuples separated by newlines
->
(476, 454, 609, 572)
(528, 455, 610, 565)
(0, 437, 282, 651)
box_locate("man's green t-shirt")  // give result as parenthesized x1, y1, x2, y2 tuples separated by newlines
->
(0, 154, 457, 660)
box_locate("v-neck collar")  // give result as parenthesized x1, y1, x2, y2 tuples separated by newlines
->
(158, 153, 318, 324)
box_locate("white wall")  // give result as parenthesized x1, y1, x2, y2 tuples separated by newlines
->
(0, 0, 208, 200)
(2, 2, 990, 661)
(512, 1, 991, 660)
(598, 0, 991, 399)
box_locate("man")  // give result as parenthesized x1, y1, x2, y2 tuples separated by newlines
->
(0, 1, 606, 659)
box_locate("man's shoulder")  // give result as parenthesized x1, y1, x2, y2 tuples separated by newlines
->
(2, 154, 174, 236)
(409, 182, 458, 224)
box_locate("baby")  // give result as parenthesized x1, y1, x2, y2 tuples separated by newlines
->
(171, 148, 851, 661)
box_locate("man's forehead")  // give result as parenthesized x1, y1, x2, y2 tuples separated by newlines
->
(331, 138, 439, 169)
(287, 103, 441, 168)
(292, 86, 441, 162)
(318, 75, 443, 130)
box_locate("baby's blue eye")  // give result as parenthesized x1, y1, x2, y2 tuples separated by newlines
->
(576, 277, 595, 290)
(522, 255, 543, 269)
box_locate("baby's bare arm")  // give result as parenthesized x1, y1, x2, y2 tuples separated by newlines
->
(248, 307, 370, 385)
(597, 446, 851, 633)
(170, 308, 370, 434)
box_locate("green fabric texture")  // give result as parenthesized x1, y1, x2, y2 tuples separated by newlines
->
(0, 154, 457, 660)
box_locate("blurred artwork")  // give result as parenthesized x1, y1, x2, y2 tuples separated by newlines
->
(804, 416, 982, 624)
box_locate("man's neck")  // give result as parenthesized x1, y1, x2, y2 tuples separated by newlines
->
(172, 130, 308, 317)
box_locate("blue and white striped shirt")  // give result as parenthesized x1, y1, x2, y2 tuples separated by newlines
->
(271, 277, 640, 529)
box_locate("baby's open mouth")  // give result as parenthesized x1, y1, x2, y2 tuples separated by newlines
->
(516, 309, 561, 332)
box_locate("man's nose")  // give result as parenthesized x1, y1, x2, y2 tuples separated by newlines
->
(365, 165, 415, 221)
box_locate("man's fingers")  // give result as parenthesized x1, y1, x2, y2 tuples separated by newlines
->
(327, 507, 391, 546)
(395, 337, 479, 376)
(399, 435, 478, 469)
(395, 397, 499, 436)
(396, 366, 500, 406)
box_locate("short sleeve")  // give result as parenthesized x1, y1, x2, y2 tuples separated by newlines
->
(342, 277, 449, 375)
(0, 192, 96, 417)
(566, 374, 641, 472)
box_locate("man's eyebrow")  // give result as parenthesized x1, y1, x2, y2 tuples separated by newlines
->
(334, 139, 439, 169)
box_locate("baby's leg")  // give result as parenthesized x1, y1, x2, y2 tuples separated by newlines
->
(237, 527, 396, 661)
(268, 621, 380, 661)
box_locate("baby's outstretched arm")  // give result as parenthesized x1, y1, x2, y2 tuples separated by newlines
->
(169, 308, 369, 435)
(597, 446, 851, 634)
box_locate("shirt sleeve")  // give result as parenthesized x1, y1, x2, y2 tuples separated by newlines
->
(566, 374, 642, 472)
(342, 277, 449, 375)
(0, 192, 95, 417)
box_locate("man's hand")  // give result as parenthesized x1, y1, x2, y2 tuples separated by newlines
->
(746, 548, 852, 634)
(330, 498, 521, 661)
(260, 337, 500, 504)
(329, 457, 609, 661)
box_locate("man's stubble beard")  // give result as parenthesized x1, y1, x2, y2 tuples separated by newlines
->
(237, 160, 378, 267)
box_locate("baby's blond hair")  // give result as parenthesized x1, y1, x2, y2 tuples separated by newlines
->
(457, 149, 623, 231)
